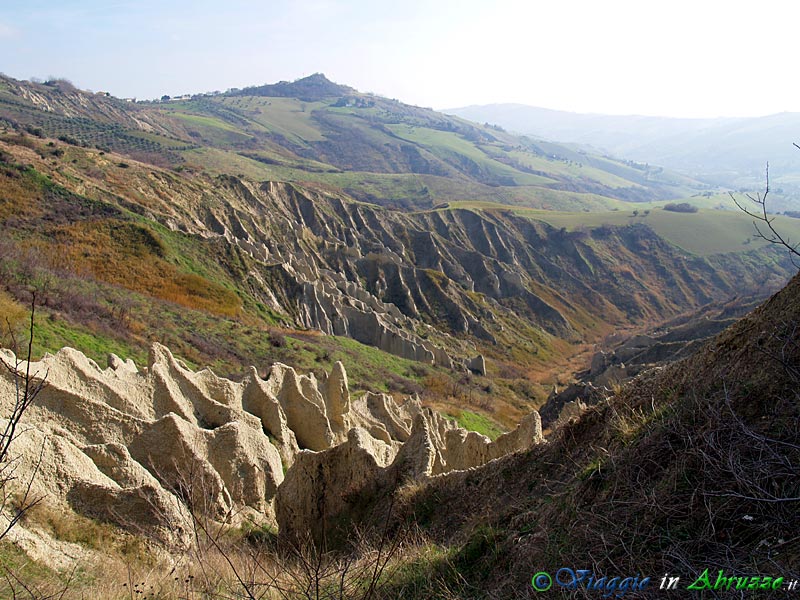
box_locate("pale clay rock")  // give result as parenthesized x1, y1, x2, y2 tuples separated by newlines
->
(554, 399, 587, 428)
(276, 405, 544, 544)
(0, 342, 543, 550)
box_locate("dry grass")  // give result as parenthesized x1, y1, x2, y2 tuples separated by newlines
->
(22, 502, 151, 560)
(0, 515, 458, 600)
(383, 276, 800, 597)
(0, 163, 46, 222)
(48, 219, 242, 317)
(0, 290, 26, 348)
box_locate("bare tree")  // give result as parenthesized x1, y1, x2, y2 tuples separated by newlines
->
(0, 292, 47, 541)
(730, 157, 800, 267)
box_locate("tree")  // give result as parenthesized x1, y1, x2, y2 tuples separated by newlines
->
(730, 157, 800, 267)
(663, 202, 698, 213)
(0, 292, 47, 541)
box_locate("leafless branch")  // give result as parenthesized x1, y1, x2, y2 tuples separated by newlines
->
(0, 292, 47, 542)
(730, 161, 800, 268)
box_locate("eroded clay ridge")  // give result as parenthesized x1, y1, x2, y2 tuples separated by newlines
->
(0, 344, 543, 547)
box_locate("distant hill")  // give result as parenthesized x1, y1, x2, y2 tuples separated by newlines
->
(0, 73, 705, 210)
(446, 103, 800, 209)
(232, 73, 355, 100)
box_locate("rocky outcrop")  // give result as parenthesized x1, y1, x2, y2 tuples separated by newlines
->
(467, 354, 487, 376)
(275, 428, 387, 546)
(275, 404, 545, 545)
(0, 342, 544, 549)
(540, 296, 768, 428)
(440, 411, 543, 472)
(191, 178, 786, 378)
(554, 399, 587, 428)
(0, 345, 290, 547)
(539, 382, 609, 428)
(67, 482, 192, 547)
(278, 269, 454, 367)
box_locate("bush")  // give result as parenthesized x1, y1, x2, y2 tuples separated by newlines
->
(23, 125, 43, 138)
(663, 202, 698, 213)
(269, 330, 286, 348)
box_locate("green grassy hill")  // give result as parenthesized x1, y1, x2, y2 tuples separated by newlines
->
(446, 103, 800, 210)
(449, 199, 800, 256)
(0, 72, 796, 437)
(0, 74, 707, 210)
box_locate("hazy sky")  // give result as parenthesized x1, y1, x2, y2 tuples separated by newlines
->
(0, 0, 795, 118)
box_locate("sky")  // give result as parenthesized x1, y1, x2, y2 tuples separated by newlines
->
(0, 0, 796, 118)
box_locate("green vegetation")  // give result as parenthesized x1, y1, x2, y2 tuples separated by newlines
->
(534, 207, 800, 256)
(449, 200, 800, 256)
(448, 409, 505, 440)
(503, 148, 636, 188)
(0, 71, 797, 600)
(0, 72, 706, 209)
(219, 96, 328, 142)
(386, 124, 552, 186)
(663, 201, 699, 213)
(34, 313, 148, 366)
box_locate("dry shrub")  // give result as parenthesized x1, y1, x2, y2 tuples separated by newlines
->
(0, 289, 26, 347)
(534, 315, 800, 582)
(50, 219, 242, 317)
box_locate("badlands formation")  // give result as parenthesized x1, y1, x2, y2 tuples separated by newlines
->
(0, 343, 543, 547)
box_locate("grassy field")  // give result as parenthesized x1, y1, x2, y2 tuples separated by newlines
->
(448, 199, 800, 256)
(161, 94, 706, 208)
(446, 409, 506, 440)
(386, 124, 554, 187)
(169, 111, 255, 146)
(503, 148, 642, 189)
(220, 96, 327, 143)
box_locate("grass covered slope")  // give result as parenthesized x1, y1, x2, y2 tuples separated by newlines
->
(1, 128, 796, 432)
(390, 270, 800, 597)
(451, 200, 800, 256)
(0, 136, 454, 410)
(0, 73, 707, 210)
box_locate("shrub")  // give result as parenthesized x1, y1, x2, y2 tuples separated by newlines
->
(269, 330, 286, 348)
(0, 289, 26, 346)
(663, 202, 698, 213)
(57, 135, 82, 146)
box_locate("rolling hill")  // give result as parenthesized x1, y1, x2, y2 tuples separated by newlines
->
(0, 72, 798, 599)
(446, 103, 800, 209)
(1, 72, 798, 425)
(0, 73, 706, 210)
